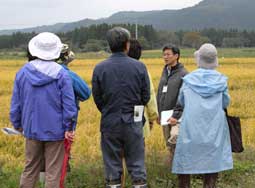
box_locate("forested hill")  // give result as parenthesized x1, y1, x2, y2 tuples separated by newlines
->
(0, 0, 254, 35)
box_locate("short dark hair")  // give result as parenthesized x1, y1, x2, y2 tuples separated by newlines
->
(128, 39, 142, 60)
(162, 44, 180, 61)
(106, 27, 131, 53)
(26, 48, 37, 61)
(58, 51, 68, 62)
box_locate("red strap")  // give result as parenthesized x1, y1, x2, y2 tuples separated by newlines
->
(60, 139, 72, 188)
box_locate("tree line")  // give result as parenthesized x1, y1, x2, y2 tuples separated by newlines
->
(0, 24, 255, 51)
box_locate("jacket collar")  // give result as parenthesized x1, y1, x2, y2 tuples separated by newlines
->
(166, 62, 180, 71)
(164, 62, 183, 76)
(110, 52, 127, 58)
(61, 64, 70, 70)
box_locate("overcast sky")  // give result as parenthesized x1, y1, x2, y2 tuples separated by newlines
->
(0, 0, 203, 30)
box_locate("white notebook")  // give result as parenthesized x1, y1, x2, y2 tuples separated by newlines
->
(160, 110, 182, 126)
(1, 127, 22, 135)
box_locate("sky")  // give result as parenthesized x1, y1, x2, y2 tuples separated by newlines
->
(0, 0, 203, 30)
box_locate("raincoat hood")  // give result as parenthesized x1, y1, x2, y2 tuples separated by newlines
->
(24, 59, 62, 86)
(183, 68, 228, 97)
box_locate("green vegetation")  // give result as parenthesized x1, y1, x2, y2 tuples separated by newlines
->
(142, 48, 255, 59)
(2, 48, 255, 60)
(1, 23, 255, 52)
(0, 150, 255, 188)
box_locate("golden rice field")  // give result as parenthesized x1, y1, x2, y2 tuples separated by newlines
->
(0, 57, 255, 187)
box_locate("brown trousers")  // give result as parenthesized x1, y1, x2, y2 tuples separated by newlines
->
(20, 139, 65, 188)
(178, 173, 218, 188)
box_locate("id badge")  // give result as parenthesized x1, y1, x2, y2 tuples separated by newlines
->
(162, 86, 168, 93)
(134, 105, 144, 122)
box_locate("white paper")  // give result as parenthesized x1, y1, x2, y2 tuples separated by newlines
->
(1, 127, 22, 135)
(162, 86, 168, 93)
(160, 110, 173, 126)
(161, 110, 182, 126)
(134, 105, 144, 122)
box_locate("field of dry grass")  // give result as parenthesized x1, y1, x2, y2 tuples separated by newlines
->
(0, 57, 255, 187)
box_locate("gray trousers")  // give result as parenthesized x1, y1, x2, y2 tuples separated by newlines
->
(101, 122, 146, 185)
(20, 139, 65, 188)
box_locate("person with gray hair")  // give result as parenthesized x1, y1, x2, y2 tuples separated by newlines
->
(171, 43, 233, 188)
(92, 27, 150, 188)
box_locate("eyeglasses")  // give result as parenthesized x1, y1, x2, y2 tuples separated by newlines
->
(163, 53, 174, 57)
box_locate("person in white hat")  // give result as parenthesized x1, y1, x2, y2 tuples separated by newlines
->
(10, 32, 77, 188)
(170, 43, 233, 188)
(38, 43, 91, 182)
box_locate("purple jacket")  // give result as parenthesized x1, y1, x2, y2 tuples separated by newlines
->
(10, 59, 77, 141)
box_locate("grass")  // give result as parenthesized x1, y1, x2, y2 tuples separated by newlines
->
(2, 47, 255, 60)
(0, 150, 255, 187)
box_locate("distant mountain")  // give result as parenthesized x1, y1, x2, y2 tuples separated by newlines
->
(1, 0, 254, 35)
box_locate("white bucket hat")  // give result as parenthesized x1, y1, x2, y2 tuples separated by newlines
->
(194, 43, 218, 69)
(28, 32, 63, 60)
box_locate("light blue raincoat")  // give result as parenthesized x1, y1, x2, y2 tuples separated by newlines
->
(172, 68, 233, 174)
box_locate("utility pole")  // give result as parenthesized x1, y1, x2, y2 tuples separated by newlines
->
(135, 21, 138, 39)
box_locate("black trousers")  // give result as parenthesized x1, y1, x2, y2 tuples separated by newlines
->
(178, 173, 218, 188)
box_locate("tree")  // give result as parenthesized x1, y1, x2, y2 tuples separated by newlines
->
(182, 32, 210, 49)
(157, 31, 180, 48)
(82, 39, 108, 52)
(222, 37, 247, 47)
(138, 36, 150, 50)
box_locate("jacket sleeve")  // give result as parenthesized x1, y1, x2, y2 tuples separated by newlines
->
(141, 65, 151, 106)
(59, 71, 77, 131)
(156, 68, 165, 114)
(92, 67, 104, 112)
(172, 70, 188, 119)
(10, 75, 22, 129)
(69, 71, 91, 101)
(223, 87, 230, 109)
(172, 85, 185, 119)
(145, 73, 158, 122)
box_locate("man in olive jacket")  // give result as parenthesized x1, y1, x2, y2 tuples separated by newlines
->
(157, 45, 188, 166)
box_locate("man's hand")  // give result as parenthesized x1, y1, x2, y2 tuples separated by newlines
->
(167, 117, 177, 125)
(65, 131, 75, 142)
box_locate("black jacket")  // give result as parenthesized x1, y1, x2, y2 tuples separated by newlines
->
(92, 52, 150, 132)
(157, 63, 188, 119)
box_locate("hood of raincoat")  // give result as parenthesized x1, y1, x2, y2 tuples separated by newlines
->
(183, 68, 228, 97)
(24, 59, 62, 86)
